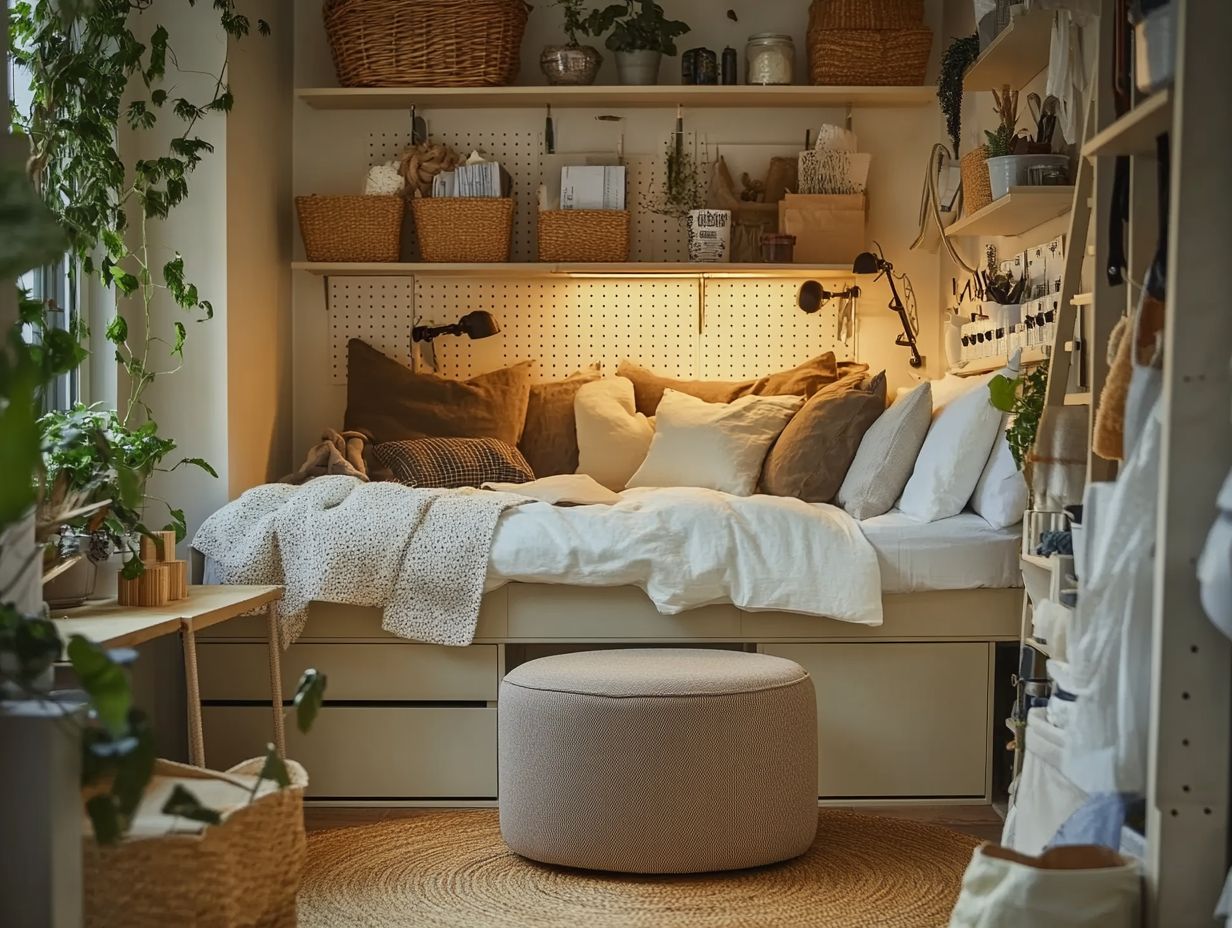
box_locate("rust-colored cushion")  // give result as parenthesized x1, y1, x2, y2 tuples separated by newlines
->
(760, 371, 888, 503)
(618, 354, 866, 416)
(344, 339, 533, 446)
(519, 367, 601, 478)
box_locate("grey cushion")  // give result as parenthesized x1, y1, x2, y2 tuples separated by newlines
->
(836, 380, 933, 520)
(499, 648, 818, 874)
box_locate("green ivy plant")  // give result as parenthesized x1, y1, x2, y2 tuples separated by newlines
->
(936, 34, 979, 157)
(989, 360, 1049, 471)
(10, 0, 268, 573)
(586, 1, 690, 55)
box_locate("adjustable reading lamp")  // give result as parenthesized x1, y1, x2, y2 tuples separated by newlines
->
(412, 310, 501, 344)
(852, 245, 924, 368)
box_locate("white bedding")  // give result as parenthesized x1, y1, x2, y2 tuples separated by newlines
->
(486, 487, 884, 625)
(859, 510, 1023, 594)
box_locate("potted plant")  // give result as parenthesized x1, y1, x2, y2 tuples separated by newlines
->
(989, 360, 1049, 475)
(586, 0, 690, 86)
(937, 34, 980, 159)
(541, 0, 604, 85)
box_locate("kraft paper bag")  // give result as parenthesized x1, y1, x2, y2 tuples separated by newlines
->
(778, 193, 866, 264)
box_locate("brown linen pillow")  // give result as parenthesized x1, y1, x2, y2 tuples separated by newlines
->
(619, 354, 865, 415)
(518, 367, 602, 478)
(345, 339, 533, 446)
(375, 438, 534, 488)
(760, 370, 888, 503)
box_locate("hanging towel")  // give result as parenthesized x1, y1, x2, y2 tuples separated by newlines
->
(1200, 470, 1232, 639)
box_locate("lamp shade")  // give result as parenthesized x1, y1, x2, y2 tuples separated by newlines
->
(852, 252, 883, 275)
(459, 311, 501, 340)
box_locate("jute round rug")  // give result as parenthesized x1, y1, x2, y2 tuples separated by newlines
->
(299, 809, 978, 927)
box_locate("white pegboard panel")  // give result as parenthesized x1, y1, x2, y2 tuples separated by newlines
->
(424, 279, 700, 381)
(698, 280, 858, 378)
(327, 277, 416, 382)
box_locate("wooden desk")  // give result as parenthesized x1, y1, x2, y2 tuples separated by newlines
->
(52, 584, 285, 767)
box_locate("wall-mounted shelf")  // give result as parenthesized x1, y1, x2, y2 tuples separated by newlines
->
(1071, 292, 1093, 306)
(296, 84, 937, 111)
(945, 187, 1075, 239)
(964, 9, 1055, 91)
(949, 346, 1050, 377)
(1064, 392, 1092, 406)
(1083, 90, 1172, 159)
(292, 261, 855, 280)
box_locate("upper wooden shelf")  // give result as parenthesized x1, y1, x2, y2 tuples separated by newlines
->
(296, 84, 938, 111)
(949, 346, 1050, 377)
(1082, 90, 1172, 159)
(964, 9, 1054, 91)
(292, 261, 855, 280)
(945, 186, 1075, 239)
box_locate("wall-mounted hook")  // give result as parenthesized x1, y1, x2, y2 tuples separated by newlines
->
(410, 104, 427, 145)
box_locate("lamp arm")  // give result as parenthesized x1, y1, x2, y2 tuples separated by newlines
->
(883, 270, 924, 369)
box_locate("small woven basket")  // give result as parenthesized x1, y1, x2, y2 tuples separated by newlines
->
(808, 0, 925, 30)
(960, 148, 993, 215)
(537, 210, 630, 262)
(296, 195, 404, 262)
(83, 758, 308, 928)
(807, 27, 933, 85)
(411, 197, 515, 263)
(324, 0, 530, 87)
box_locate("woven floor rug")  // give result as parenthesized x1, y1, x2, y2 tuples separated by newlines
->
(299, 808, 978, 927)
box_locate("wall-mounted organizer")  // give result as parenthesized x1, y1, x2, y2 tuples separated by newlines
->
(325, 276, 857, 385)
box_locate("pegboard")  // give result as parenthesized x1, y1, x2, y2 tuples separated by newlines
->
(365, 130, 710, 263)
(327, 277, 416, 380)
(327, 276, 858, 385)
(699, 280, 858, 378)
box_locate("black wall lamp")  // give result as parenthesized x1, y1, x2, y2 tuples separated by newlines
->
(412, 310, 502, 344)
(852, 244, 924, 369)
(796, 279, 861, 314)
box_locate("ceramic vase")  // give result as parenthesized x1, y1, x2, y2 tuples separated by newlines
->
(686, 209, 732, 263)
(540, 44, 603, 85)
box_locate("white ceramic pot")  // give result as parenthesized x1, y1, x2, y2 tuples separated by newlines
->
(615, 49, 662, 85)
(987, 155, 1070, 199)
(42, 555, 97, 609)
(944, 311, 965, 368)
(686, 209, 732, 263)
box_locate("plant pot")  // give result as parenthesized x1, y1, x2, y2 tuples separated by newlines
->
(43, 554, 98, 609)
(615, 49, 662, 85)
(540, 44, 603, 85)
(987, 154, 1070, 200)
(686, 209, 732, 262)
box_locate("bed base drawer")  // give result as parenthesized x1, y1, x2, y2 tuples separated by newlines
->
(197, 642, 499, 702)
(202, 705, 497, 799)
(763, 642, 992, 799)
(507, 585, 741, 638)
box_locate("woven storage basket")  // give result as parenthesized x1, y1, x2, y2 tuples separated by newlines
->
(537, 210, 630, 262)
(296, 195, 404, 262)
(807, 27, 933, 85)
(83, 757, 308, 928)
(808, 0, 925, 30)
(412, 197, 515, 263)
(324, 0, 530, 87)
(960, 148, 993, 215)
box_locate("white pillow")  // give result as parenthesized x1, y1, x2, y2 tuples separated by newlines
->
(627, 389, 803, 495)
(897, 365, 1012, 523)
(971, 420, 1029, 529)
(574, 377, 654, 491)
(929, 372, 986, 415)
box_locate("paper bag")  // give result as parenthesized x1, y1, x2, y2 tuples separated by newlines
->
(778, 193, 867, 264)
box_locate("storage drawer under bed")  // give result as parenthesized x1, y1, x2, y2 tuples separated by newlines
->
(201, 705, 498, 799)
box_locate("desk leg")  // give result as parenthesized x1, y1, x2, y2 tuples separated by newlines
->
(266, 609, 286, 758)
(182, 626, 205, 767)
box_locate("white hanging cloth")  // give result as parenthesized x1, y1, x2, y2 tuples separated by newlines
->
(1199, 468, 1232, 638)
(1045, 8, 1099, 144)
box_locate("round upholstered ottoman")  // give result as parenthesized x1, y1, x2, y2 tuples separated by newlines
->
(498, 648, 818, 874)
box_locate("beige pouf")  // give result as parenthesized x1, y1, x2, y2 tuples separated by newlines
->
(498, 648, 818, 874)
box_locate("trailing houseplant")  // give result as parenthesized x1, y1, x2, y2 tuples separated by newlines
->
(937, 34, 980, 158)
(586, 0, 690, 85)
(540, 0, 603, 85)
(10, 0, 268, 580)
(989, 360, 1049, 472)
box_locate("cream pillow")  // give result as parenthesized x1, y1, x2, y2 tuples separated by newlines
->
(627, 390, 803, 496)
(574, 377, 654, 491)
(970, 424, 1029, 529)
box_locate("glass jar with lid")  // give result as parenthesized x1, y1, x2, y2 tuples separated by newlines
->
(745, 34, 795, 85)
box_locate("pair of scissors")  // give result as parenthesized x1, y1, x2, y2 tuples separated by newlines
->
(1028, 94, 1059, 146)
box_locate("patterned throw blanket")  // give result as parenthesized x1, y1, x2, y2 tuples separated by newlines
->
(192, 476, 526, 648)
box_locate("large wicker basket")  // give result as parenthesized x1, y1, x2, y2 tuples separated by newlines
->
(809, 0, 925, 30)
(411, 197, 514, 263)
(960, 148, 993, 215)
(537, 210, 630, 262)
(324, 0, 530, 87)
(296, 195, 404, 262)
(807, 27, 933, 85)
(83, 757, 308, 928)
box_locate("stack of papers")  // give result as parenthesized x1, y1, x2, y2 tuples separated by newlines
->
(431, 152, 511, 198)
(560, 165, 626, 210)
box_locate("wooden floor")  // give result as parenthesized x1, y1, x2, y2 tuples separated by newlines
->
(304, 803, 1005, 844)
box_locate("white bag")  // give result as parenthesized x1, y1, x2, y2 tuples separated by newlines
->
(949, 844, 1140, 928)
(1002, 708, 1086, 856)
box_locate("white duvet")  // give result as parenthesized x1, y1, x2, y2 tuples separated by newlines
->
(485, 486, 884, 626)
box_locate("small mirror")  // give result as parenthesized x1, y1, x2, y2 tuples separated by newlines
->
(798, 280, 824, 314)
